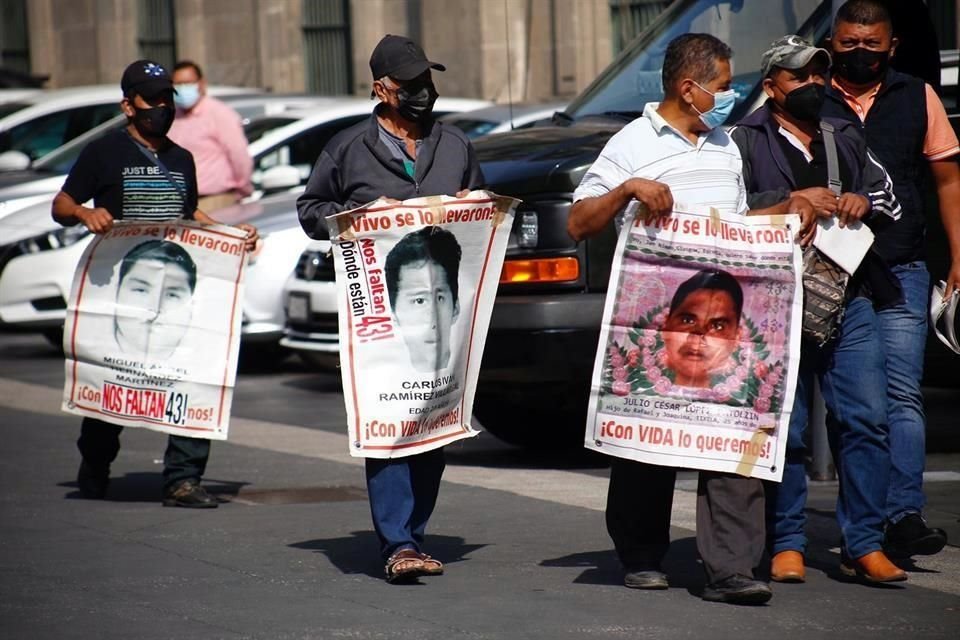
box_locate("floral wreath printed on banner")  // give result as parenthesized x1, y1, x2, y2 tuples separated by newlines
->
(603, 302, 787, 415)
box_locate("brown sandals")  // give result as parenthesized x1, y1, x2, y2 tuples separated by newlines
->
(384, 549, 445, 583)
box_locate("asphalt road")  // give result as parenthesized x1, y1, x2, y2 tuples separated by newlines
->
(0, 331, 958, 639)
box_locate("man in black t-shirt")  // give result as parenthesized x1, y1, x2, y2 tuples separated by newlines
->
(52, 59, 258, 508)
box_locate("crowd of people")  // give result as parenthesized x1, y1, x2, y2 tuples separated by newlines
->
(55, 0, 956, 607)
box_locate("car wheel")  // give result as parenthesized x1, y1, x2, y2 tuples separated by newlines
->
(42, 328, 65, 354)
(296, 350, 340, 371)
(473, 385, 588, 449)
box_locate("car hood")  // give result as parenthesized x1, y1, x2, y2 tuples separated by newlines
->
(0, 173, 65, 203)
(0, 198, 59, 244)
(475, 119, 622, 195)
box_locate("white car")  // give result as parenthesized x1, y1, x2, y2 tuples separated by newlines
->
(0, 191, 309, 349)
(279, 242, 338, 368)
(440, 102, 567, 138)
(0, 84, 253, 170)
(244, 96, 492, 188)
(0, 96, 492, 344)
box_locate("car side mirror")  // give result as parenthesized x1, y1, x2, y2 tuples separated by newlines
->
(0, 150, 31, 172)
(260, 164, 302, 193)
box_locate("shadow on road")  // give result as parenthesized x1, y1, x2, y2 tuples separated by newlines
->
(540, 537, 705, 592)
(289, 530, 487, 579)
(58, 472, 248, 503)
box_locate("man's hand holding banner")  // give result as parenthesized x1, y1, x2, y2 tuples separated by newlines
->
(328, 191, 518, 458)
(585, 206, 803, 481)
(62, 221, 248, 439)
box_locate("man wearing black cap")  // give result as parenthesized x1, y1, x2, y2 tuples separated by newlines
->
(51, 59, 258, 508)
(297, 35, 483, 583)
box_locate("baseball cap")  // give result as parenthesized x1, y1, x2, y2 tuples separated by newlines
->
(121, 59, 175, 98)
(369, 35, 446, 81)
(760, 35, 831, 78)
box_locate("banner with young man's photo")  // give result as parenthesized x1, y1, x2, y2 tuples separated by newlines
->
(328, 191, 518, 458)
(585, 207, 803, 481)
(62, 221, 248, 440)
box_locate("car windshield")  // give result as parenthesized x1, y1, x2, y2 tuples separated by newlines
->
(567, 0, 829, 122)
(446, 118, 500, 139)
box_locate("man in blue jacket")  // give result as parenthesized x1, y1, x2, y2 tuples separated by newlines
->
(731, 35, 906, 584)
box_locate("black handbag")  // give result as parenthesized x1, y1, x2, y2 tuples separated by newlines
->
(800, 121, 850, 347)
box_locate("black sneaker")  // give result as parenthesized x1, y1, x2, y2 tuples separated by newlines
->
(884, 513, 947, 557)
(77, 461, 109, 499)
(702, 575, 772, 605)
(624, 567, 669, 590)
(162, 480, 219, 508)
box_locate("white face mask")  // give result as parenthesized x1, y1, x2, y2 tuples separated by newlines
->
(173, 83, 201, 110)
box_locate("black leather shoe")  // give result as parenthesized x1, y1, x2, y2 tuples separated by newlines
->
(884, 513, 947, 557)
(77, 461, 109, 499)
(702, 575, 772, 605)
(162, 480, 219, 508)
(624, 567, 669, 590)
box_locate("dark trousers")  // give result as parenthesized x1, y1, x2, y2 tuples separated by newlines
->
(365, 447, 446, 561)
(77, 417, 211, 492)
(605, 458, 765, 584)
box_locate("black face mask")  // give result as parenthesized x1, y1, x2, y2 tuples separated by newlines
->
(832, 47, 890, 85)
(395, 81, 438, 123)
(782, 83, 826, 122)
(132, 104, 175, 137)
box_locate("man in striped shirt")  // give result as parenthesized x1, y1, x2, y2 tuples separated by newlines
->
(568, 33, 814, 605)
(52, 59, 258, 509)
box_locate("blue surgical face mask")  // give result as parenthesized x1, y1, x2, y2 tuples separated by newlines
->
(691, 82, 736, 130)
(173, 83, 201, 110)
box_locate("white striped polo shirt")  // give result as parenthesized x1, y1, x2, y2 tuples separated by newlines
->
(574, 102, 748, 216)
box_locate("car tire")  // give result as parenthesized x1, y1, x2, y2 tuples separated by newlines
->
(42, 327, 65, 354)
(473, 385, 588, 450)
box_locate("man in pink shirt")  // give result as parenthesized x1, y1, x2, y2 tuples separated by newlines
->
(169, 61, 253, 212)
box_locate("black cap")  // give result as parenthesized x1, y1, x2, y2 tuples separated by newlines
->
(121, 59, 175, 98)
(369, 35, 445, 81)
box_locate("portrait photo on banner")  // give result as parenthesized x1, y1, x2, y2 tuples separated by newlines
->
(72, 230, 242, 386)
(601, 243, 796, 417)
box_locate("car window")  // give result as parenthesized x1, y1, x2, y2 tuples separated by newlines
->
(244, 116, 299, 143)
(0, 101, 30, 119)
(1, 103, 121, 161)
(567, 0, 827, 123)
(252, 115, 368, 187)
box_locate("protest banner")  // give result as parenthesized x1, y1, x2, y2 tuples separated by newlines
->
(584, 207, 802, 481)
(62, 221, 248, 440)
(328, 191, 518, 458)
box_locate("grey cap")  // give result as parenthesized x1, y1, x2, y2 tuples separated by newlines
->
(760, 35, 831, 77)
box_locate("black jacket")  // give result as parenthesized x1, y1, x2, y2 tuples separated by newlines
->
(297, 108, 485, 239)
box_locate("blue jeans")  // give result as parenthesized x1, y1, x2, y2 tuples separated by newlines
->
(766, 296, 890, 558)
(365, 448, 446, 561)
(879, 262, 930, 523)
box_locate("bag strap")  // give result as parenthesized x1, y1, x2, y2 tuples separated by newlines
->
(128, 133, 191, 217)
(820, 121, 843, 196)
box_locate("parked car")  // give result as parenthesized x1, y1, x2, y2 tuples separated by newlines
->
(0, 95, 491, 346)
(0, 84, 254, 170)
(0, 190, 309, 349)
(0, 91, 322, 213)
(440, 102, 567, 139)
(279, 0, 892, 448)
(279, 242, 338, 368)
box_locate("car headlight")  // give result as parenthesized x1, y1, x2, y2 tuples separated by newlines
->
(17, 225, 91, 255)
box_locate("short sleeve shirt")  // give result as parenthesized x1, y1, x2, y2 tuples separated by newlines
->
(574, 102, 749, 216)
(62, 129, 199, 222)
